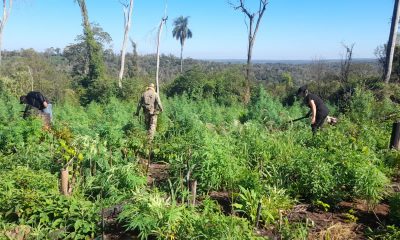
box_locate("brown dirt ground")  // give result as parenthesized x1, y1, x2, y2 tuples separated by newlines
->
(104, 163, 396, 240)
(208, 192, 391, 240)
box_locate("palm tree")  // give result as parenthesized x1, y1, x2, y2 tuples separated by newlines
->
(172, 16, 192, 73)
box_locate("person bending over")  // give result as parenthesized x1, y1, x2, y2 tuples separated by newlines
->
(297, 85, 329, 134)
(20, 91, 53, 128)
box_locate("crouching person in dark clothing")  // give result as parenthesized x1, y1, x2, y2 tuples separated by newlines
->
(20, 91, 53, 129)
(297, 86, 329, 134)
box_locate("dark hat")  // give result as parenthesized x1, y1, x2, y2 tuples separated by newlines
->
(297, 85, 308, 96)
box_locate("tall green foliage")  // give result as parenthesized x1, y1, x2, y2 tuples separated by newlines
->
(76, 0, 108, 104)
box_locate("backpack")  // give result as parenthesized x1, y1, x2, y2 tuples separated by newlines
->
(143, 92, 155, 112)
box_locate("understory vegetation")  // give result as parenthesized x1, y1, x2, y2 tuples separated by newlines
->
(1, 63, 400, 239)
(1, 31, 400, 239)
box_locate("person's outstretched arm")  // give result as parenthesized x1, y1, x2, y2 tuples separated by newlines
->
(135, 95, 144, 116)
(309, 100, 317, 124)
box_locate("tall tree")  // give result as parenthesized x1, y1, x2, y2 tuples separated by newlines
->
(172, 16, 192, 73)
(64, 23, 112, 77)
(0, 0, 13, 65)
(155, 10, 167, 93)
(231, 0, 268, 104)
(384, 0, 400, 83)
(75, 0, 106, 103)
(118, 0, 134, 88)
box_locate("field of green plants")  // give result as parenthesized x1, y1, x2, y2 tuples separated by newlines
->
(1, 68, 400, 239)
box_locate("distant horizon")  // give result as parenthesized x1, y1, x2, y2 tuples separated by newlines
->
(199, 58, 378, 63)
(3, 47, 379, 64)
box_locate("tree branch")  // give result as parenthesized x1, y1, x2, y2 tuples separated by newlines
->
(119, 0, 128, 8)
(230, 0, 252, 18)
(252, 0, 268, 41)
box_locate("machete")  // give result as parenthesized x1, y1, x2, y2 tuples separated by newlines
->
(287, 115, 308, 123)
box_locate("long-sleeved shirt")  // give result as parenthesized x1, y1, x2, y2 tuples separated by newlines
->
(136, 88, 163, 115)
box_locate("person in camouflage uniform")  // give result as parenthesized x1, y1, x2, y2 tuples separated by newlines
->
(136, 83, 163, 140)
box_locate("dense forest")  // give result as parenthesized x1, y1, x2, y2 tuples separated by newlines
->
(1, 0, 400, 240)
(0, 47, 383, 103)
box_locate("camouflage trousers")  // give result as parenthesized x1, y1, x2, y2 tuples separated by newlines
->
(144, 112, 158, 140)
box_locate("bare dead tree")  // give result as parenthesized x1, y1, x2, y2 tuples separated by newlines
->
(77, 0, 90, 32)
(155, 5, 168, 93)
(231, 0, 268, 104)
(118, 0, 134, 88)
(384, 0, 400, 83)
(340, 43, 355, 86)
(310, 57, 328, 97)
(375, 45, 386, 76)
(126, 38, 139, 78)
(0, 0, 13, 65)
(311, 57, 326, 82)
(76, 0, 91, 74)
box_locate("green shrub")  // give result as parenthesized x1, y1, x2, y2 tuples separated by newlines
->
(246, 85, 285, 126)
(348, 87, 375, 121)
(366, 225, 400, 240)
(119, 192, 262, 240)
(233, 185, 293, 226)
(118, 190, 185, 240)
(389, 193, 400, 225)
(165, 67, 208, 100)
(0, 167, 99, 239)
(83, 163, 147, 201)
(278, 218, 311, 240)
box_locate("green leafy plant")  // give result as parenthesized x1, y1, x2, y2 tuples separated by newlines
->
(0, 167, 99, 239)
(313, 200, 330, 212)
(118, 190, 185, 240)
(233, 186, 293, 226)
(278, 217, 312, 240)
(343, 209, 358, 223)
(389, 193, 400, 225)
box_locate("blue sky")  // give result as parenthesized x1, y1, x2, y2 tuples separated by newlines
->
(4, 0, 395, 60)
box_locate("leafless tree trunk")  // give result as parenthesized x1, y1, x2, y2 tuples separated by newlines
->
(310, 57, 327, 97)
(118, 0, 134, 88)
(231, 0, 268, 104)
(311, 57, 326, 82)
(375, 45, 386, 76)
(27, 66, 33, 91)
(385, 0, 400, 84)
(156, 14, 167, 93)
(77, 0, 90, 32)
(77, 0, 93, 68)
(60, 168, 69, 196)
(340, 43, 355, 86)
(0, 0, 13, 65)
(127, 38, 139, 77)
(190, 180, 197, 206)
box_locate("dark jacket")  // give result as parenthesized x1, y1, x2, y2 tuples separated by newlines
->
(25, 91, 49, 110)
